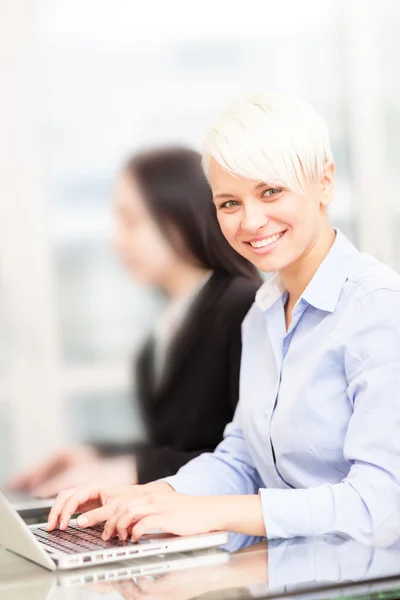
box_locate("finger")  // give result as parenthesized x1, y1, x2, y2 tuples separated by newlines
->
(102, 504, 129, 540)
(58, 486, 104, 530)
(103, 500, 155, 541)
(47, 485, 97, 530)
(54, 498, 99, 527)
(47, 488, 76, 530)
(115, 503, 156, 541)
(76, 504, 116, 528)
(131, 516, 164, 542)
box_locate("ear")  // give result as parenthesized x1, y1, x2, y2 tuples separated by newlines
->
(320, 161, 335, 207)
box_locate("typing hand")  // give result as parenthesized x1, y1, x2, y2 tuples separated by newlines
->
(100, 493, 266, 542)
(46, 481, 174, 531)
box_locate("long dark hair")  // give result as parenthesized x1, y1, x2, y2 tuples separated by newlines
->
(125, 147, 260, 282)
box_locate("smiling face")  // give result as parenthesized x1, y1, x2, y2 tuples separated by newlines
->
(209, 158, 334, 274)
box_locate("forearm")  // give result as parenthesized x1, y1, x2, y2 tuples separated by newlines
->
(154, 484, 266, 536)
(212, 495, 266, 537)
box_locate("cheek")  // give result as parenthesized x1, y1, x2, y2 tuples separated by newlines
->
(280, 196, 323, 259)
(113, 225, 133, 261)
(117, 224, 173, 277)
(138, 227, 176, 278)
(278, 195, 316, 233)
(217, 213, 238, 245)
(292, 201, 321, 239)
(143, 226, 173, 261)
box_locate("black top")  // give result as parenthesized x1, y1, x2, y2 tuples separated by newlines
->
(98, 273, 260, 483)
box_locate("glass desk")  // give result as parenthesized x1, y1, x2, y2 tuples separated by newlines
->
(0, 533, 400, 600)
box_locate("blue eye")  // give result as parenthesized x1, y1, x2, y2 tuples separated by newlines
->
(220, 200, 240, 209)
(262, 188, 281, 198)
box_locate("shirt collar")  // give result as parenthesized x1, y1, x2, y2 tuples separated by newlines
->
(255, 272, 286, 312)
(255, 230, 359, 313)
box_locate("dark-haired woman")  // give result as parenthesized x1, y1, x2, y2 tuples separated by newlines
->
(9, 147, 261, 496)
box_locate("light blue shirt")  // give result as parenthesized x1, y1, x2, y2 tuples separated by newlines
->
(164, 231, 400, 546)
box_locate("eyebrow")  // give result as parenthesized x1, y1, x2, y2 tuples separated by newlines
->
(213, 181, 270, 201)
(213, 193, 237, 200)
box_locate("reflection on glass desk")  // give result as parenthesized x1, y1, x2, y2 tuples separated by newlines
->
(0, 533, 400, 600)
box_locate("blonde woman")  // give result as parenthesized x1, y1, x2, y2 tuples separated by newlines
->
(48, 93, 400, 547)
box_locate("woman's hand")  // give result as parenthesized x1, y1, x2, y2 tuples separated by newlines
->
(99, 493, 266, 542)
(8, 446, 99, 495)
(34, 455, 138, 498)
(9, 446, 139, 498)
(47, 480, 174, 531)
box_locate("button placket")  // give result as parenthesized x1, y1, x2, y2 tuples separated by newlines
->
(268, 301, 305, 487)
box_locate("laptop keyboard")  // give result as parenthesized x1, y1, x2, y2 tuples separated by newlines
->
(32, 525, 136, 555)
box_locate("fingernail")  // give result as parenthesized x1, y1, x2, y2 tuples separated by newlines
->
(77, 515, 88, 527)
(102, 533, 108, 541)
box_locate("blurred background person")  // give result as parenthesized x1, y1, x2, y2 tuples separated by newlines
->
(9, 147, 261, 496)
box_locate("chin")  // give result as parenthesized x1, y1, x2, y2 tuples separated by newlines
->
(251, 254, 289, 274)
(237, 238, 291, 273)
(256, 261, 279, 274)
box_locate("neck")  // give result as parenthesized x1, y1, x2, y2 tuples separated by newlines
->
(280, 222, 336, 307)
(161, 260, 211, 301)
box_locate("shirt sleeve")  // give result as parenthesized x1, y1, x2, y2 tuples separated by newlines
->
(260, 288, 400, 546)
(163, 403, 264, 496)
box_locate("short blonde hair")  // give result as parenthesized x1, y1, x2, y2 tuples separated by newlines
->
(202, 92, 333, 194)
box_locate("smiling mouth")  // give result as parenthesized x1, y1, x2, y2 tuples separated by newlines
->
(246, 231, 286, 249)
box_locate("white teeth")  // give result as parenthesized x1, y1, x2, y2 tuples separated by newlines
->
(250, 232, 284, 248)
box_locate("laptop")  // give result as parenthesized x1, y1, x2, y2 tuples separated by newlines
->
(0, 491, 228, 571)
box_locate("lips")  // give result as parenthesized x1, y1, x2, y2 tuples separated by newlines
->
(242, 229, 287, 256)
(248, 231, 285, 249)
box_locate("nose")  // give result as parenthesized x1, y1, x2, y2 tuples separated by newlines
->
(241, 202, 269, 234)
